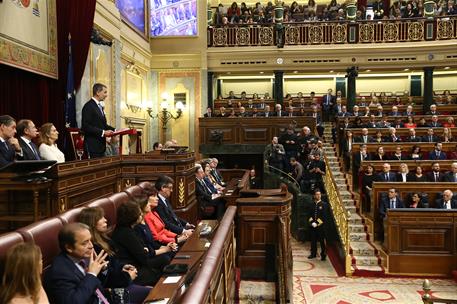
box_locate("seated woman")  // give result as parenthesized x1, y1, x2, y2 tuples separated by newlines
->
(142, 190, 189, 245)
(443, 116, 455, 128)
(408, 192, 429, 208)
(0, 243, 49, 304)
(78, 207, 150, 303)
(372, 146, 386, 161)
(408, 165, 427, 182)
(111, 201, 171, 286)
(441, 127, 454, 143)
(404, 116, 416, 129)
(373, 130, 383, 144)
(135, 192, 182, 252)
(39, 123, 65, 163)
(409, 145, 422, 160)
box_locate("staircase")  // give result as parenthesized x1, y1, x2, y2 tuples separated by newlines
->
(322, 123, 384, 275)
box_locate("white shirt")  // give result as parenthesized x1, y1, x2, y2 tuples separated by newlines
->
(158, 193, 168, 207)
(39, 143, 65, 163)
(445, 201, 451, 209)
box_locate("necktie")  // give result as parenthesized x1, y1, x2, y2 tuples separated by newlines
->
(385, 173, 388, 181)
(1, 141, 8, 151)
(78, 260, 110, 304)
(435, 173, 439, 182)
(363, 136, 367, 143)
(390, 199, 395, 209)
(30, 141, 40, 160)
(437, 151, 440, 158)
(97, 103, 105, 116)
(430, 136, 433, 142)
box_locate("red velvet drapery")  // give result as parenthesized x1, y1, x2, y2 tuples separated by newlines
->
(0, 0, 96, 131)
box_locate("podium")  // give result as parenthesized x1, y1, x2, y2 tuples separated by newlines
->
(112, 128, 142, 154)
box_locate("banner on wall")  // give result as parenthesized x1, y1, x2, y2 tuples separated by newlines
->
(0, 0, 58, 78)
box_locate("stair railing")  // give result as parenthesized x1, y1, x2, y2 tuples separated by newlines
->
(422, 279, 457, 304)
(265, 164, 301, 190)
(322, 154, 353, 276)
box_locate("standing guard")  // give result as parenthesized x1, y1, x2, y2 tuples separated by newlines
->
(308, 189, 328, 261)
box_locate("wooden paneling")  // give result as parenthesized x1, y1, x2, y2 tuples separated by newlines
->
(236, 192, 293, 303)
(199, 117, 316, 146)
(385, 210, 457, 276)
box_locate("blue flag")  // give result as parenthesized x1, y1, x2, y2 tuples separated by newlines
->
(65, 33, 77, 128)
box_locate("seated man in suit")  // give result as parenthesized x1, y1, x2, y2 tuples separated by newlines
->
(355, 128, 373, 143)
(426, 162, 444, 182)
(444, 162, 457, 182)
(209, 158, 225, 187)
(217, 106, 228, 117)
(426, 104, 439, 115)
(0, 115, 23, 167)
(44, 223, 110, 304)
(155, 175, 194, 236)
(422, 128, 440, 143)
(379, 188, 405, 218)
(385, 127, 401, 142)
(16, 119, 40, 160)
(436, 189, 457, 209)
(429, 142, 447, 160)
(405, 128, 421, 142)
(195, 166, 225, 219)
(378, 163, 397, 182)
(261, 105, 273, 117)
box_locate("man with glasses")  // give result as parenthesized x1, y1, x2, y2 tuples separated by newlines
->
(155, 175, 194, 236)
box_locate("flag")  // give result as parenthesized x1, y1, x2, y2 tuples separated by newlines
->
(65, 33, 77, 128)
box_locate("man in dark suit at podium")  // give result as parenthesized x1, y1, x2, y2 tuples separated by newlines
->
(82, 83, 115, 158)
(17, 119, 40, 160)
(155, 175, 195, 236)
(0, 115, 23, 167)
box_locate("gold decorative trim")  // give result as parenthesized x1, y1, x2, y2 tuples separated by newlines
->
(59, 197, 67, 213)
(0, 0, 58, 78)
(177, 177, 185, 207)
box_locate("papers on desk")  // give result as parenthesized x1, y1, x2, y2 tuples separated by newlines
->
(225, 189, 234, 196)
(163, 276, 181, 284)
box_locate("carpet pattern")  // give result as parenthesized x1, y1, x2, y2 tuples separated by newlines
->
(292, 238, 457, 304)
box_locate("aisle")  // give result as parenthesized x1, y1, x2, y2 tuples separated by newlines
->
(292, 238, 457, 304)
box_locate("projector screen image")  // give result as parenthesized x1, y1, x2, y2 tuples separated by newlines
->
(150, 0, 197, 37)
(116, 0, 146, 34)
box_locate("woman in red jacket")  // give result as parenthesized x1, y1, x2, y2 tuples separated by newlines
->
(143, 188, 188, 245)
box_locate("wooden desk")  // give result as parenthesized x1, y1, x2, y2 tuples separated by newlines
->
(236, 192, 293, 303)
(385, 209, 457, 276)
(370, 182, 457, 241)
(145, 208, 237, 304)
(0, 179, 52, 223)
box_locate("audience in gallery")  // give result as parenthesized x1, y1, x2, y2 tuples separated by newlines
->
(0, 243, 49, 304)
(211, 0, 457, 26)
(38, 123, 65, 163)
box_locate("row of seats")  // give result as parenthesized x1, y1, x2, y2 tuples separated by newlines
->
(0, 181, 154, 276)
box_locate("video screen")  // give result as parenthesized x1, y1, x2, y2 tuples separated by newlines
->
(150, 0, 197, 37)
(117, 0, 146, 34)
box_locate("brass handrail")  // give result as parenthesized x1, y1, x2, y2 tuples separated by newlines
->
(322, 154, 352, 276)
(422, 279, 457, 304)
(266, 164, 301, 190)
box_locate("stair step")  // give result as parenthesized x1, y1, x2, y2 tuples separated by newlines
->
(350, 232, 368, 242)
(349, 224, 365, 233)
(352, 255, 380, 266)
(351, 242, 376, 256)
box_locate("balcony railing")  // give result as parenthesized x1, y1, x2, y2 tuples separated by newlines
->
(207, 16, 457, 47)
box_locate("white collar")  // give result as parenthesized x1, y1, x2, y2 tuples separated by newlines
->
(91, 97, 101, 105)
(158, 193, 168, 204)
(21, 136, 31, 144)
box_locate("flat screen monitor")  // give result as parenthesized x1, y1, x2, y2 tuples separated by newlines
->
(116, 0, 146, 34)
(150, 0, 197, 37)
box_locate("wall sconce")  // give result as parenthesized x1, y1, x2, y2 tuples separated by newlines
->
(147, 93, 184, 129)
(125, 102, 142, 113)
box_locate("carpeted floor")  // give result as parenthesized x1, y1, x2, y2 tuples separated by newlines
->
(292, 238, 457, 304)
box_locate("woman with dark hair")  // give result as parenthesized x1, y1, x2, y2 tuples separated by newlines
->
(408, 192, 428, 208)
(361, 164, 376, 212)
(0, 243, 49, 304)
(408, 165, 427, 182)
(410, 145, 422, 160)
(78, 207, 150, 303)
(373, 130, 383, 144)
(404, 116, 416, 129)
(227, 2, 241, 23)
(141, 188, 189, 245)
(135, 191, 182, 252)
(372, 146, 386, 160)
(111, 201, 171, 286)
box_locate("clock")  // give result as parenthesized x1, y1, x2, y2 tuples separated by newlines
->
(276, 58, 284, 64)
